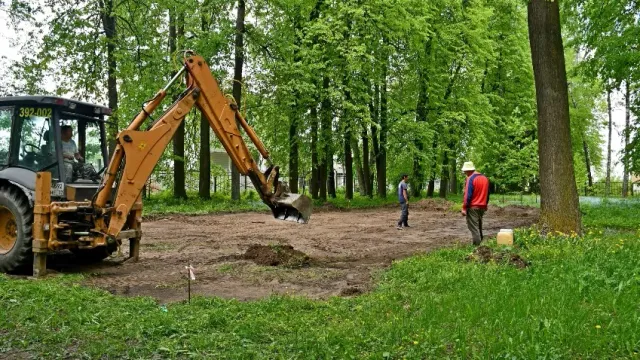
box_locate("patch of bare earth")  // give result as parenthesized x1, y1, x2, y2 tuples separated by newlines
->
(49, 201, 538, 302)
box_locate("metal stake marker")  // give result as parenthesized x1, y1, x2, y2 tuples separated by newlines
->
(187, 261, 191, 304)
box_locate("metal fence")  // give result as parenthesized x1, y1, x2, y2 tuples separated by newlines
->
(577, 181, 639, 198)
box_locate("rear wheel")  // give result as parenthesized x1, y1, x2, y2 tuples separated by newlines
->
(0, 186, 33, 273)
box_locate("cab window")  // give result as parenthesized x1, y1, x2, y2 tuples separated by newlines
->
(0, 107, 12, 165)
(13, 107, 59, 179)
(59, 117, 106, 173)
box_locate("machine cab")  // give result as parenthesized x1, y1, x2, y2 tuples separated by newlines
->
(0, 96, 111, 201)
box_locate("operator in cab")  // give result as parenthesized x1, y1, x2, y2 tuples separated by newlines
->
(61, 125, 101, 183)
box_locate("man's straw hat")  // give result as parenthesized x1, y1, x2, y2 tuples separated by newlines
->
(461, 161, 476, 172)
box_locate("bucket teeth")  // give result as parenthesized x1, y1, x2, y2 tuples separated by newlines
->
(269, 193, 312, 224)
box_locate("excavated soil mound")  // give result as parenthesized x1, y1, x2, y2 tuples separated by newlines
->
(243, 244, 310, 267)
(490, 205, 538, 219)
(413, 198, 454, 211)
(466, 246, 529, 269)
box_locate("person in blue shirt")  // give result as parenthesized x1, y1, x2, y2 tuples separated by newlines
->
(397, 174, 410, 230)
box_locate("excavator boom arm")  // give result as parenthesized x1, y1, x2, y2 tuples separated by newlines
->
(94, 52, 311, 240)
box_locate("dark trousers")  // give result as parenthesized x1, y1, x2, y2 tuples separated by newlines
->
(64, 161, 100, 183)
(466, 208, 485, 245)
(398, 202, 409, 226)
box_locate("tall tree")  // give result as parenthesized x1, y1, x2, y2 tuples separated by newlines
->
(449, 159, 458, 194)
(370, 83, 380, 196)
(344, 125, 353, 199)
(231, 0, 245, 200)
(288, 12, 301, 195)
(100, 0, 119, 156)
(622, 80, 631, 197)
(198, 0, 211, 199)
(605, 89, 613, 196)
(527, 0, 581, 233)
(376, 57, 388, 198)
(310, 105, 320, 199)
(362, 126, 372, 197)
(170, 7, 187, 199)
(563, 0, 639, 187)
(412, 46, 430, 198)
(319, 76, 331, 200)
(199, 113, 211, 199)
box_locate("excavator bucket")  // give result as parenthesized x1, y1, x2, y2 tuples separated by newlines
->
(271, 192, 313, 224)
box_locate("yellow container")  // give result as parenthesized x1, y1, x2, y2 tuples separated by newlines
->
(497, 229, 514, 246)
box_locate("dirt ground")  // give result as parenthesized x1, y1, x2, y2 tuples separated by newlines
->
(48, 201, 538, 303)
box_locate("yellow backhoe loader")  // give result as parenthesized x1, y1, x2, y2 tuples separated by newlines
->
(0, 51, 312, 276)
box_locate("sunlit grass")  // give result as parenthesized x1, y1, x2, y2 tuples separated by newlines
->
(1, 201, 639, 358)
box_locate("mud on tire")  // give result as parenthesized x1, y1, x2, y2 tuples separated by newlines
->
(0, 185, 33, 273)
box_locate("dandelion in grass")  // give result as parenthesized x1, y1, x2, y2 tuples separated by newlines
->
(595, 325, 601, 329)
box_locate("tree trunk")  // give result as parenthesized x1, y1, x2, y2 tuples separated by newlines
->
(376, 58, 388, 198)
(319, 158, 327, 200)
(412, 40, 431, 198)
(310, 106, 320, 199)
(449, 157, 458, 194)
(308, 1, 324, 200)
(606, 89, 612, 197)
(319, 76, 331, 200)
(342, 80, 354, 199)
(439, 151, 448, 199)
(170, 8, 187, 199)
(412, 73, 428, 197)
(289, 114, 299, 193)
(198, 1, 211, 200)
(344, 129, 353, 199)
(100, 0, 118, 157)
(528, 0, 581, 233)
(369, 146, 375, 194)
(362, 126, 371, 197)
(288, 24, 301, 195)
(305, 0, 324, 198)
(352, 135, 366, 196)
(199, 112, 211, 199)
(571, 88, 594, 193)
(231, 0, 245, 200)
(582, 138, 593, 189)
(427, 179, 435, 197)
(622, 80, 631, 197)
(328, 156, 336, 198)
(436, 62, 461, 200)
(426, 136, 438, 197)
(371, 84, 380, 197)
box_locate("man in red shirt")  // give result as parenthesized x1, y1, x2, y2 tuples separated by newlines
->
(461, 161, 490, 245)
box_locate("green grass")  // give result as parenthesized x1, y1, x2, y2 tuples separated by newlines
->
(143, 189, 545, 217)
(581, 200, 640, 230)
(2, 202, 640, 358)
(144, 191, 265, 216)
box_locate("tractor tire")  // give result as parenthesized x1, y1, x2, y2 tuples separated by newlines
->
(0, 186, 33, 273)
